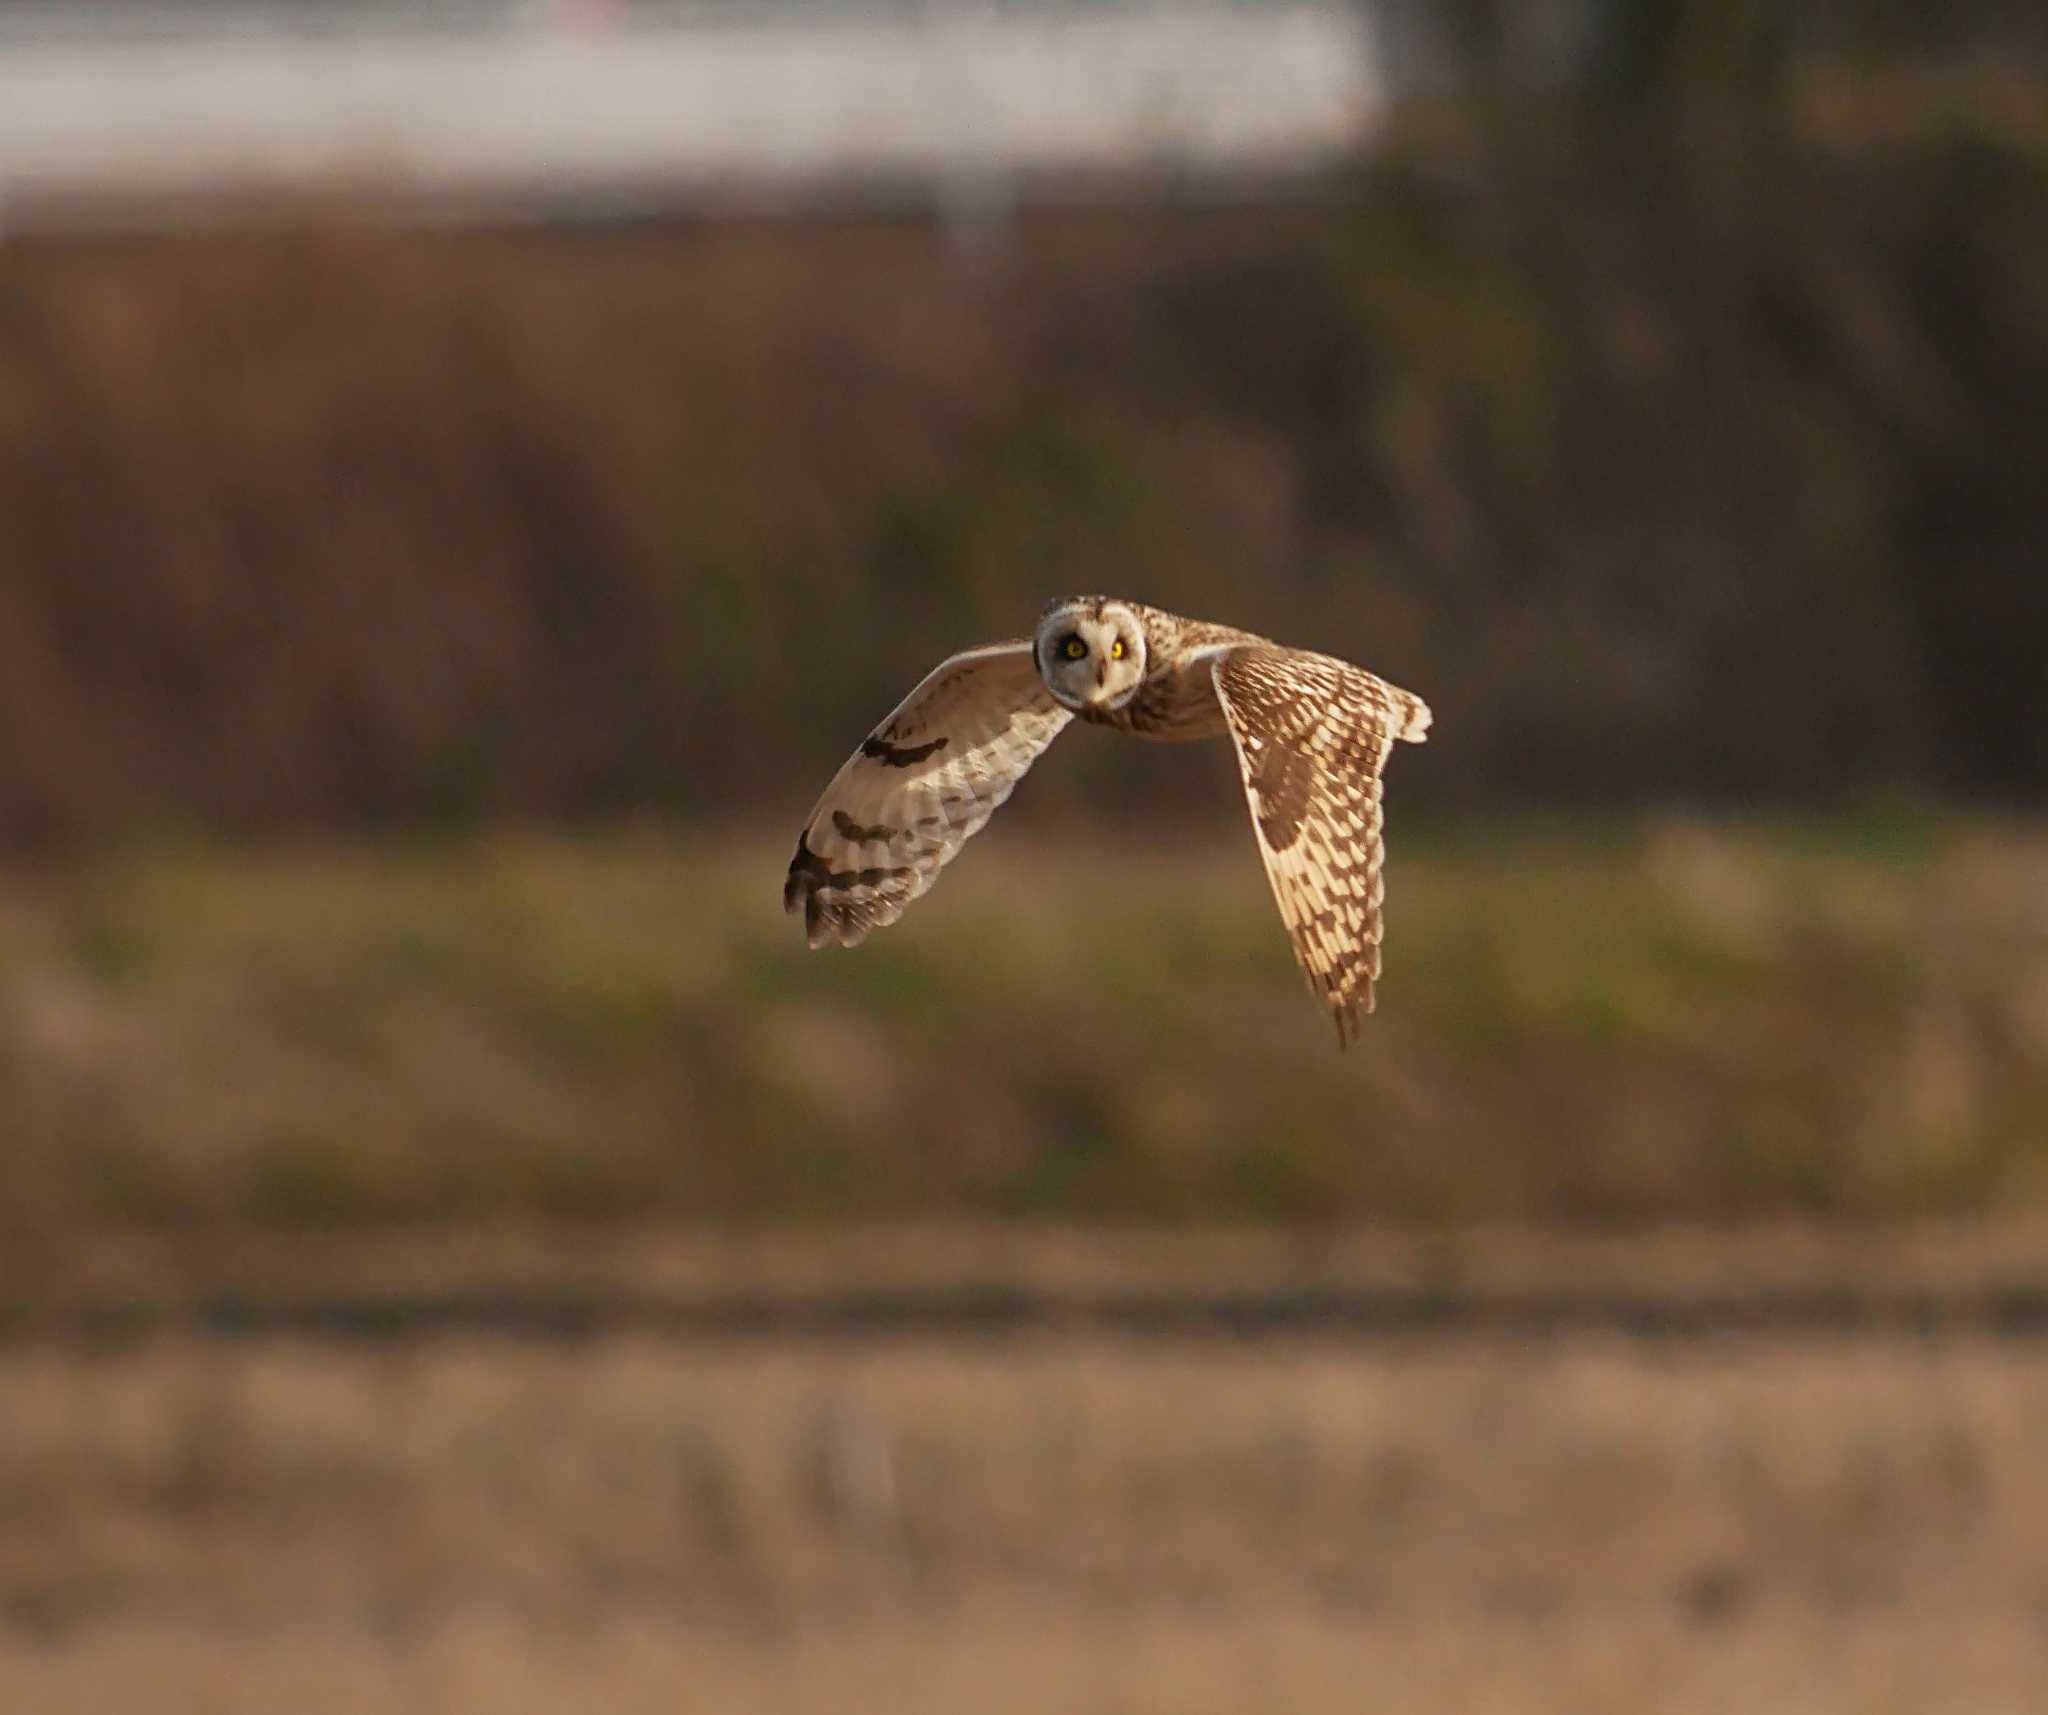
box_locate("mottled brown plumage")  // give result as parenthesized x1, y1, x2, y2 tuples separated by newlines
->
(784, 598, 1430, 1043)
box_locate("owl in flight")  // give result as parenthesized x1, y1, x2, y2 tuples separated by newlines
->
(784, 597, 1431, 1044)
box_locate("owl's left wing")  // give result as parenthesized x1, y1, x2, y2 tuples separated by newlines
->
(1210, 646, 1431, 1045)
(784, 640, 1073, 948)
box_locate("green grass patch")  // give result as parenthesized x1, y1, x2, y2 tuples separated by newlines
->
(0, 818, 2041, 1229)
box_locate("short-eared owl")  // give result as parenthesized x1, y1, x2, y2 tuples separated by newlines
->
(784, 597, 1431, 1044)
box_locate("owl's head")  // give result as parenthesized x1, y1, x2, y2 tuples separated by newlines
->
(1034, 598, 1148, 712)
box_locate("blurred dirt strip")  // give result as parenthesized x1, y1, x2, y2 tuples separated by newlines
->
(6, 1223, 2048, 1343)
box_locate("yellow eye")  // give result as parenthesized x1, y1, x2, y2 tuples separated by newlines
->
(1062, 637, 1086, 660)
(1110, 639, 1126, 660)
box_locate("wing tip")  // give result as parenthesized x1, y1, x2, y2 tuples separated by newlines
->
(1322, 960, 1381, 1047)
(1329, 992, 1375, 1049)
(788, 877, 879, 950)
(786, 840, 903, 951)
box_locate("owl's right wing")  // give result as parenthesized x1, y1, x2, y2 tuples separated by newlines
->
(784, 641, 1074, 948)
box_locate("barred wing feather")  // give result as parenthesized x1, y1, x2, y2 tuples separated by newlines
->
(783, 642, 1073, 948)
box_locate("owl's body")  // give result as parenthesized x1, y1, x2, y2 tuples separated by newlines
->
(784, 597, 1430, 1044)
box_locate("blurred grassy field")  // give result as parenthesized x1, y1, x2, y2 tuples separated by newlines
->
(1, 1332, 2044, 1715)
(1, 812, 2042, 1237)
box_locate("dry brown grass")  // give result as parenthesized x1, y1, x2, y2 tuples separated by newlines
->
(0, 1330, 2043, 1714)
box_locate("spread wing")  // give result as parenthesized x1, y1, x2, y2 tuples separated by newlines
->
(784, 641, 1073, 948)
(1211, 646, 1431, 1045)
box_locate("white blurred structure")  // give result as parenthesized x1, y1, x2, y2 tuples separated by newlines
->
(0, 2, 1385, 227)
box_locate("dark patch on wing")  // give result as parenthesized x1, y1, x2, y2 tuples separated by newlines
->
(831, 811, 901, 845)
(1249, 742, 1316, 853)
(860, 733, 949, 767)
(783, 832, 914, 913)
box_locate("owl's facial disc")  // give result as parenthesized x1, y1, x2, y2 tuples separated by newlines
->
(1036, 602, 1146, 711)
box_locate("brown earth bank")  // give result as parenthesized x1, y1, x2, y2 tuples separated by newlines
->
(10, 1218, 2048, 1318)
(0, 1331, 2043, 1715)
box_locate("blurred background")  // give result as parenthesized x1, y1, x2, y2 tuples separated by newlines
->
(1, 2, 2045, 1711)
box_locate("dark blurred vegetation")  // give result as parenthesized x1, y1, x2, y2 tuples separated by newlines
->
(0, 8, 2041, 847)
